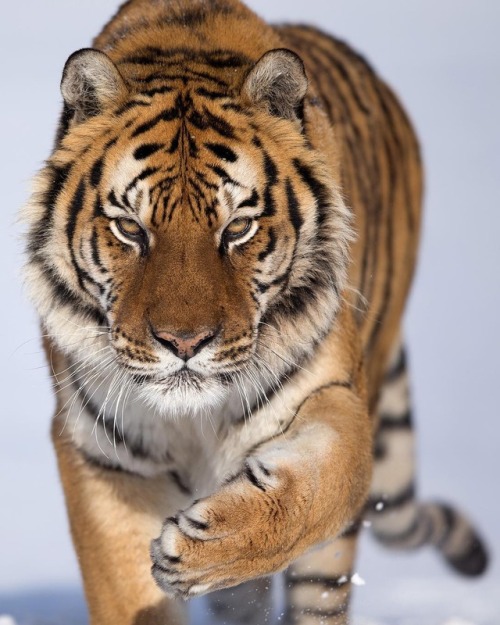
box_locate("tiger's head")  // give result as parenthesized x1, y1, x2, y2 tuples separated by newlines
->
(25, 47, 351, 416)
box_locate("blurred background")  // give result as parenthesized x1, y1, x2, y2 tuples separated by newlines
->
(1, 1, 499, 623)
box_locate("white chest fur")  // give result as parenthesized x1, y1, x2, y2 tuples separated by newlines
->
(59, 369, 301, 500)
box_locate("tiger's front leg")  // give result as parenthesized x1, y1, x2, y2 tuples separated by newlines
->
(151, 382, 372, 615)
(52, 419, 187, 625)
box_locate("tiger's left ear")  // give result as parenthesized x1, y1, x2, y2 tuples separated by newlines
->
(241, 49, 308, 124)
(61, 48, 128, 123)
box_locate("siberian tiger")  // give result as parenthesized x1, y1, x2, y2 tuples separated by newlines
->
(23, 0, 488, 623)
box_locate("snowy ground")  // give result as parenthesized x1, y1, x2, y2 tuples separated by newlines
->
(1, 0, 499, 624)
(1, 535, 499, 625)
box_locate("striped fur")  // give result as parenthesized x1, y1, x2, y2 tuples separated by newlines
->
(22, 1, 487, 624)
(368, 339, 488, 576)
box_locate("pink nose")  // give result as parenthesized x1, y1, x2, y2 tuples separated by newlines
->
(152, 328, 218, 361)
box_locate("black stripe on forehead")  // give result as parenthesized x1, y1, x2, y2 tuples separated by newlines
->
(131, 99, 183, 138)
(237, 189, 259, 209)
(134, 143, 164, 160)
(188, 106, 235, 138)
(119, 46, 249, 69)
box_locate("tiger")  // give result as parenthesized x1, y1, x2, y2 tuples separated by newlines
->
(23, 0, 488, 623)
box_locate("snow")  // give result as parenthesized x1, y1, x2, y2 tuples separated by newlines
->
(0, 615, 487, 625)
(351, 573, 366, 587)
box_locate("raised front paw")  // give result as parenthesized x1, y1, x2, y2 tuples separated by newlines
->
(151, 453, 310, 598)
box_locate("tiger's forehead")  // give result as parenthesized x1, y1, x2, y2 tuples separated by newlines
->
(105, 119, 261, 228)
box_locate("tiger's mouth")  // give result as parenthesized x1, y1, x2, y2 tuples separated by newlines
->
(162, 368, 205, 389)
(132, 364, 232, 416)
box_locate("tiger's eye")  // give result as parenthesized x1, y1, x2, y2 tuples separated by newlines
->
(116, 218, 144, 239)
(224, 218, 252, 240)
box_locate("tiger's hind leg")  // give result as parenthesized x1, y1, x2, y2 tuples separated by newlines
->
(282, 529, 360, 625)
(206, 577, 274, 625)
(368, 337, 488, 576)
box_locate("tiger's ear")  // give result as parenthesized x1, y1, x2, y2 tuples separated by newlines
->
(61, 49, 128, 123)
(241, 48, 308, 123)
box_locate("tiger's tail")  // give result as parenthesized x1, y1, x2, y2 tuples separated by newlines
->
(368, 339, 488, 577)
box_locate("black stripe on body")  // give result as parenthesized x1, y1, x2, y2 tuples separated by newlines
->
(369, 481, 415, 513)
(287, 574, 351, 589)
(373, 511, 431, 547)
(385, 346, 407, 382)
(69, 377, 159, 461)
(244, 463, 266, 491)
(340, 518, 362, 538)
(90, 228, 108, 274)
(36, 260, 106, 326)
(28, 163, 72, 254)
(373, 80, 416, 233)
(261, 152, 278, 217)
(79, 449, 131, 474)
(66, 179, 100, 292)
(90, 158, 104, 188)
(253, 269, 289, 293)
(243, 378, 353, 447)
(169, 470, 192, 496)
(184, 516, 209, 531)
(285, 178, 304, 235)
(378, 410, 412, 431)
(435, 504, 457, 549)
(292, 159, 330, 229)
(364, 125, 396, 355)
(258, 228, 277, 262)
(284, 29, 379, 321)
(287, 605, 348, 619)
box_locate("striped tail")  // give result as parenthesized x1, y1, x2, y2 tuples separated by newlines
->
(368, 340, 488, 577)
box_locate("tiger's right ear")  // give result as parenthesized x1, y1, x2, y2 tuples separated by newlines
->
(61, 49, 128, 123)
(241, 48, 308, 124)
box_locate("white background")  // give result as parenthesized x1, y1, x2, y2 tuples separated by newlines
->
(1, 1, 499, 623)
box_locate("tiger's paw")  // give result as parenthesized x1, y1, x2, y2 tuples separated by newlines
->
(150, 453, 307, 597)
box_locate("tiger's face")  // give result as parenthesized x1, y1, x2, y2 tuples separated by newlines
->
(25, 48, 351, 416)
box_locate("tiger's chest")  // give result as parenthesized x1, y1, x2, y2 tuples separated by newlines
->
(60, 370, 293, 499)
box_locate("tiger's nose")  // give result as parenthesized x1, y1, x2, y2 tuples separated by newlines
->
(152, 328, 218, 361)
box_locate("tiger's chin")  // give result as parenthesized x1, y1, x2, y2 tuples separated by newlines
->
(137, 369, 229, 418)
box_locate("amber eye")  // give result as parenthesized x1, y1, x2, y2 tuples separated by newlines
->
(223, 217, 253, 242)
(116, 217, 145, 240)
(113, 217, 148, 253)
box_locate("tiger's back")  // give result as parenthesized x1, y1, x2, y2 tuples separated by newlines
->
(278, 25, 423, 405)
